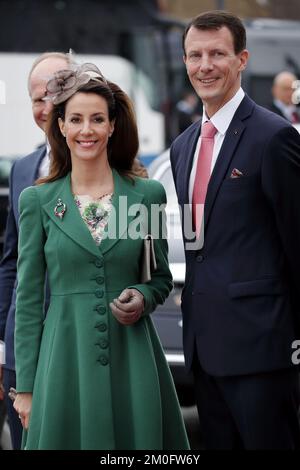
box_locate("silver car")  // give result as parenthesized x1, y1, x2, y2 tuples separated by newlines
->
(148, 150, 194, 405)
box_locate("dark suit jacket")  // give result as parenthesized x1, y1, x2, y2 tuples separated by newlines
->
(268, 102, 287, 119)
(170, 94, 300, 376)
(268, 102, 300, 123)
(0, 146, 46, 370)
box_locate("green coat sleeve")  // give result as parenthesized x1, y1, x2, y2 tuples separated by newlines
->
(129, 180, 173, 316)
(15, 186, 46, 392)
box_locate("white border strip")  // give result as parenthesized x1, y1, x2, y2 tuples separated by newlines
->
(0, 80, 6, 104)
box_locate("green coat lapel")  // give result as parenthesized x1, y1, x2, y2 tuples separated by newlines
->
(100, 169, 144, 255)
(42, 173, 100, 258)
(42, 170, 144, 258)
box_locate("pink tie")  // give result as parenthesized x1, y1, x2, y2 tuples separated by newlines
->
(192, 121, 217, 244)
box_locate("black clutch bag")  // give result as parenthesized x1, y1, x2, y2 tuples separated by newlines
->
(140, 234, 157, 283)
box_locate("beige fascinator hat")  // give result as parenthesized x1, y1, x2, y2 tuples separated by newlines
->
(46, 63, 108, 105)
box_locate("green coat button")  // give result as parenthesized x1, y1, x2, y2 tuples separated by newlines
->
(94, 305, 106, 315)
(98, 355, 108, 365)
(99, 339, 108, 349)
(96, 276, 104, 284)
(98, 323, 107, 332)
(94, 259, 103, 268)
(95, 289, 104, 298)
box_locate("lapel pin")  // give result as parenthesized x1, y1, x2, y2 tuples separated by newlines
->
(54, 198, 67, 220)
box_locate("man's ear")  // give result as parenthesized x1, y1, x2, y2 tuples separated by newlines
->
(58, 117, 65, 137)
(239, 49, 249, 72)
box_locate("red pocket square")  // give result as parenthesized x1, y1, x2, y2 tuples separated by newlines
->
(230, 168, 243, 178)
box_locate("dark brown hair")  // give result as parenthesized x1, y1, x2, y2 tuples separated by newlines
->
(183, 10, 246, 56)
(38, 79, 139, 184)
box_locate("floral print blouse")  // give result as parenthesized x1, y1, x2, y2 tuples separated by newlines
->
(74, 193, 113, 245)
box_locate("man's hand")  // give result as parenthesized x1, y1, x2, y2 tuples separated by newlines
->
(110, 288, 144, 325)
(13, 392, 32, 430)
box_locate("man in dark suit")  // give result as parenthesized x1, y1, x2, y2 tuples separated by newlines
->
(269, 71, 300, 123)
(0, 52, 73, 449)
(175, 90, 202, 135)
(170, 10, 300, 449)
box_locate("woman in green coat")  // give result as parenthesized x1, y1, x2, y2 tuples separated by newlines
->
(13, 64, 190, 450)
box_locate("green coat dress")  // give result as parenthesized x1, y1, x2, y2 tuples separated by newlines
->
(15, 170, 190, 450)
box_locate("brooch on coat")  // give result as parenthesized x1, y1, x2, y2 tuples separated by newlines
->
(54, 198, 67, 220)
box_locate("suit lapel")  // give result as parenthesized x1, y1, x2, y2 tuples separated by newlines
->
(204, 95, 254, 230)
(14, 146, 47, 227)
(42, 170, 144, 258)
(182, 123, 200, 204)
(32, 146, 47, 181)
(18, 146, 46, 189)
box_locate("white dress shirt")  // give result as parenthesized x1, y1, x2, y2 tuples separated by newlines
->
(189, 88, 245, 204)
(38, 142, 51, 178)
(0, 340, 5, 365)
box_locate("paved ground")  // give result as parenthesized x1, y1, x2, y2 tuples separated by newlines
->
(1, 419, 12, 450)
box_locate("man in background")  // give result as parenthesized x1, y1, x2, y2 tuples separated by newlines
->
(269, 70, 300, 123)
(0, 52, 74, 449)
(175, 89, 202, 135)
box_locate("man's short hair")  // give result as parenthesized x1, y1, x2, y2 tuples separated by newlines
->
(28, 51, 76, 93)
(183, 10, 246, 55)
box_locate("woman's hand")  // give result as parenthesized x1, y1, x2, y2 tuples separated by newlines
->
(13, 392, 32, 430)
(110, 288, 144, 325)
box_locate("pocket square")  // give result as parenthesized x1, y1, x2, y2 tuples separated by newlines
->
(230, 168, 243, 178)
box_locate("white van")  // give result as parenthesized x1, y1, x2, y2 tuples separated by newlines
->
(0, 52, 165, 162)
